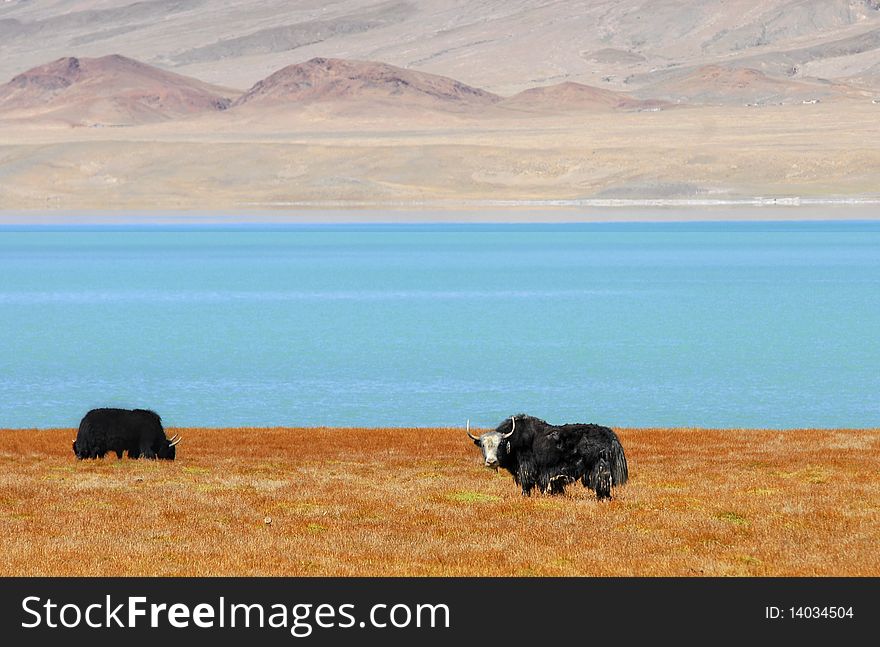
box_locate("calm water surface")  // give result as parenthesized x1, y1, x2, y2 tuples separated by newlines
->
(1, 221, 878, 428)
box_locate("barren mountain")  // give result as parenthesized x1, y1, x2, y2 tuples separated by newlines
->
(231, 57, 501, 113)
(2, 1, 880, 95)
(501, 81, 665, 113)
(637, 65, 854, 105)
(0, 54, 236, 125)
(1, 2, 880, 210)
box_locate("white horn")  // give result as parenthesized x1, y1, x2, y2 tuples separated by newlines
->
(466, 419, 479, 441)
(168, 434, 180, 443)
(169, 437, 182, 447)
(501, 416, 516, 439)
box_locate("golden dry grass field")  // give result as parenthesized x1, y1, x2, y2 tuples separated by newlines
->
(0, 426, 877, 576)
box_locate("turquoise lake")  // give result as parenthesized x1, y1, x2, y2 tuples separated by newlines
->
(1, 221, 878, 429)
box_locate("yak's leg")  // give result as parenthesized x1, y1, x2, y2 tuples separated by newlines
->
(547, 476, 568, 495)
(128, 449, 141, 459)
(140, 443, 157, 459)
(517, 465, 538, 497)
(520, 471, 537, 496)
(582, 451, 608, 492)
(537, 473, 550, 494)
(115, 450, 124, 459)
(592, 457, 612, 500)
(581, 462, 596, 489)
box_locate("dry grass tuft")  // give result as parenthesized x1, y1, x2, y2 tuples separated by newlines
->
(0, 426, 877, 576)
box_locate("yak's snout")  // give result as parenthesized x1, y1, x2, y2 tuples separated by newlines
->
(157, 433, 182, 460)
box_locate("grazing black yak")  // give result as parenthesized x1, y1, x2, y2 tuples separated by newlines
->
(467, 413, 628, 499)
(72, 408, 181, 460)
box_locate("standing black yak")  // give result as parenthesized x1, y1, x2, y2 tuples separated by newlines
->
(72, 408, 181, 460)
(467, 413, 628, 500)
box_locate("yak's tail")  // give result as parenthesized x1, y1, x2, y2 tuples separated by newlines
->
(610, 437, 629, 486)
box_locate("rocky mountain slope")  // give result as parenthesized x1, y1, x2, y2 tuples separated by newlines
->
(0, 54, 235, 125)
(231, 57, 501, 113)
(2, 1, 880, 96)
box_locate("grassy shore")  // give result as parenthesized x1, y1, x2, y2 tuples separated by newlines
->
(0, 426, 877, 576)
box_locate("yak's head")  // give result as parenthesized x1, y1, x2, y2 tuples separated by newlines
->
(157, 433, 182, 460)
(466, 417, 516, 470)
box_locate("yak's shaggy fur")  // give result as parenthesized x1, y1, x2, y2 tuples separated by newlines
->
(489, 413, 628, 499)
(73, 408, 178, 460)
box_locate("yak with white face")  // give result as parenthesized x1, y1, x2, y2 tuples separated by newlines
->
(466, 414, 629, 500)
(467, 419, 514, 470)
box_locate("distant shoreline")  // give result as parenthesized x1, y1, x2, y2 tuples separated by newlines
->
(2, 201, 880, 225)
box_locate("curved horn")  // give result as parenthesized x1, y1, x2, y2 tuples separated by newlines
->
(501, 416, 516, 439)
(168, 434, 179, 443)
(466, 419, 480, 441)
(169, 437, 182, 447)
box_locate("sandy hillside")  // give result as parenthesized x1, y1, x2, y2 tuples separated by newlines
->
(500, 81, 665, 113)
(636, 64, 855, 105)
(1, 96, 878, 210)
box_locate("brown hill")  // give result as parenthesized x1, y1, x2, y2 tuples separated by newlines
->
(0, 55, 238, 125)
(500, 81, 666, 112)
(231, 57, 501, 113)
(639, 65, 850, 106)
(3, 1, 880, 94)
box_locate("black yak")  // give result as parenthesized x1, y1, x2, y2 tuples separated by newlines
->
(467, 413, 628, 500)
(72, 408, 181, 460)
